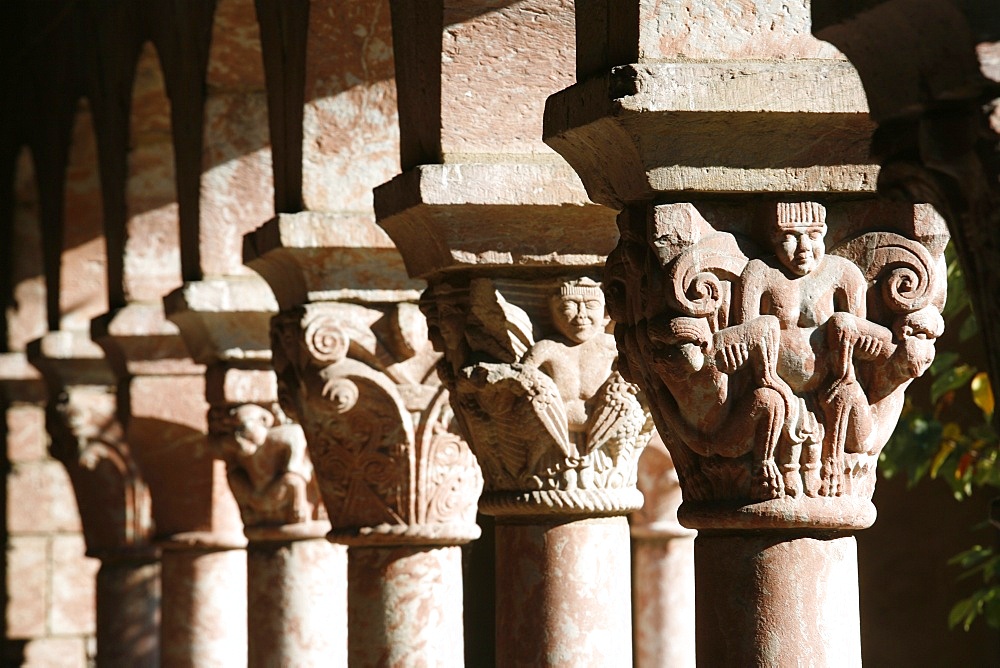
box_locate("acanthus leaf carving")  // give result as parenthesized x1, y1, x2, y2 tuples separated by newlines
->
(422, 276, 654, 517)
(271, 301, 482, 545)
(610, 200, 947, 529)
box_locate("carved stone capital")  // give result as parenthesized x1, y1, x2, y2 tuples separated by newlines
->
(29, 333, 154, 557)
(609, 199, 948, 530)
(271, 301, 482, 546)
(421, 275, 654, 518)
(208, 401, 326, 537)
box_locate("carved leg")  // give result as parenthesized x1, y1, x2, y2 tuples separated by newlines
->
(749, 387, 785, 501)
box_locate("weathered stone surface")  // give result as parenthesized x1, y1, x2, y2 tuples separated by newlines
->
(495, 517, 632, 667)
(247, 539, 347, 668)
(347, 545, 465, 667)
(245, 211, 421, 310)
(422, 275, 652, 517)
(609, 200, 946, 528)
(696, 534, 862, 666)
(18, 637, 91, 668)
(6, 536, 48, 637)
(7, 405, 47, 464)
(8, 461, 82, 534)
(438, 0, 576, 161)
(50, 535, 99, 635)
(302, 0, 399, 212)
(544, 61, 877, 208)
(160, 547, 248, 668)
(199, 92, 274, 278)
(375, 163, 616, 278)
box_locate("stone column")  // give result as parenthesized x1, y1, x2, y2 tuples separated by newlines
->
(30, 332, 159, 668)
(631, 438, 695, 668)
(95, 304, 249, 668)
(246, 3, 465, 661)
(267, 299, 482, 665)
(376, 3, 642, 665)
(545, 3, 950, 662)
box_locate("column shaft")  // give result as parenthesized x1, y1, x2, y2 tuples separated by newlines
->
(633, 534, 696, 668)
(348, 545, 465, 667)
(160, 547, 247, 668)
(247, 539, 347, 667)
(695, 533, 861, 667)
(496, 517, 632, 668)
(96, 556, 160, 668)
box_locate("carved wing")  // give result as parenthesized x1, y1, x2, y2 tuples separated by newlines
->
(457, 363, 571, 483)
(584, 370, 651, 463)
(468, 279, 535, 363)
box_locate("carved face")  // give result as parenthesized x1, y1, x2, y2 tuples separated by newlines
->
(551, 292, 609, 344)
(231, 404, 273, 455)
(773, 224, 826, 276)
(435, 302, 467, 352)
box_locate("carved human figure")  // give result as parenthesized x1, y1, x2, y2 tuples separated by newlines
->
(218, 403, 313, 526)
(734, 202, 890, 496)
(522, 279, 619, 441)
(424, 277, 649, 505)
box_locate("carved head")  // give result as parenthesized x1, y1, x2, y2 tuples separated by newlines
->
(421, 283, 468, 354)
(648, 316, 713, 376)
(551, 278, 610, 344)
(893, 307, 945, 378)
(229, 404, 274, 456)
(770, 202, 827, 277)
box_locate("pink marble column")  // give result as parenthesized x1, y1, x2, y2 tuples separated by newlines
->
(695, 533, 861, 666)
(246, 528, 347, 667)
(95, 550, 160, 668)
(495, 517, 632, 667)
(160, 536, 248, 668)
(348, 545, 465, 666)
(631, 442, 695, 668)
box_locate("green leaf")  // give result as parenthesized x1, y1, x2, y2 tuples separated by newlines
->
(931, 364, 977, 405)
(930, 351, 960, 377)
(959, 312, 980, 342)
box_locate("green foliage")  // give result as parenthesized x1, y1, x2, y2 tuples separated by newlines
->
(882, 243, 1000, 631)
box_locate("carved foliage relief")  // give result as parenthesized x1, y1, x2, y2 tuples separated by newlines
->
(271, 302, 482, 544)
(607, 201, 947, 521)
(421, 276, 654, 516)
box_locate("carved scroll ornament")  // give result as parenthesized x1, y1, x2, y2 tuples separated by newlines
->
(421, 276, 654, 517)
(607, 201, 947, 529)
(271, 302, 482, 545)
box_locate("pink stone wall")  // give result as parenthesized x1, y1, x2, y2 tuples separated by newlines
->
(440, 0, 576, 159)
(637, 0, 842, 60)
(4, 404, 98, 667)
(200, 0, 274, 278)
(302, 0, 400, 212)
(8, 151, 46, 353)
(124, 44, 183, 303)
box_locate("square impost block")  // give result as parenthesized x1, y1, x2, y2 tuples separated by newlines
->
(544, 61, 880, 208)
(374, 163, 618, 280)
